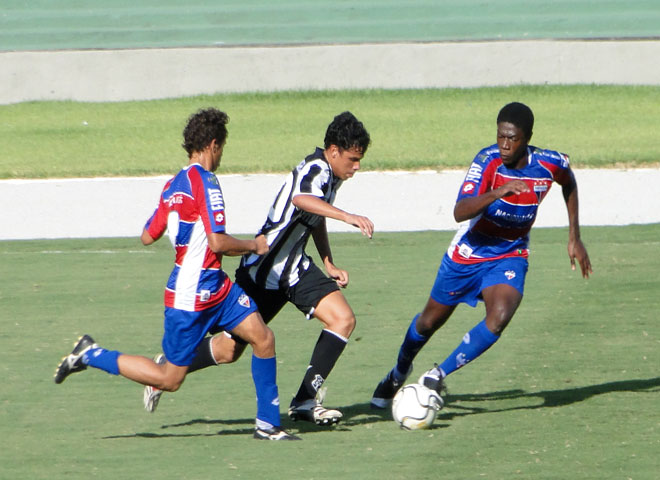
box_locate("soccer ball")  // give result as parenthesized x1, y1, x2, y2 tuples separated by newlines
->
(391, 383, 443, 430)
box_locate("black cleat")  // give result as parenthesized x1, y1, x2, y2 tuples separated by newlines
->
(54, 335, 98, 384)
(370, 365, 412, 409)
(253, 426, 301, 441)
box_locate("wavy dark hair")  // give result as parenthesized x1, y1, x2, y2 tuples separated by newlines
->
(497, 102, 534, 139)
(324, 111, 371, 153)
(182, 108, 230, 156)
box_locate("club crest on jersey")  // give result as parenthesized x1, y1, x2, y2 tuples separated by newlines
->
(238, 293, 251, 308)
(533, 181, 549, 202)
(505, 270, 516, 280)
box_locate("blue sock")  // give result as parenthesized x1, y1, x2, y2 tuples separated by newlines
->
(83, 348, 120, 375)
(439, 319, 499, 377)
(252, 355, 280, 428)
(394, 314, 429, 380)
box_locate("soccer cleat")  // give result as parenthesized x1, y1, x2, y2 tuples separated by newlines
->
(418, 365, 446, 396)
(288, 400, 343, 426)
(143, 353, 167, 413)
(53, 335, 98, 384)
(253, 426, 301, 441)
(370, 365, 413, 409)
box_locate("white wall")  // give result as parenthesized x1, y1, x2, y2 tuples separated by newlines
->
(2, 40, 659, 104)
(2, 168, 658, 240)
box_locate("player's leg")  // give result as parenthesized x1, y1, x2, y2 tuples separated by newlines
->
(217, 284, 299, 440)
(371, 255, 462, 408)
(229, 311, 299, 440)
(421, 257, 527, 390)
(370, 298, 455, 408)
(116, 354, 188, 391)
(54, 334, 188, 391)
(285, 263, 348, 425)
(289, 289, 352, 425)
(425, 284, 521, 383)
(187, 267, 287, 372)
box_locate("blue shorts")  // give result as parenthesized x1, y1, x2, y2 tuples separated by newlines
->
(430, 254, 528, 308)
(162, 283, 258, 366)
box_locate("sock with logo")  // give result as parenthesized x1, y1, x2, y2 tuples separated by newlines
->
(83, 347, 121, 375)
(252, 354, 280, 427)
(394, 314, 429, 381)
(438, 319, 499, 377)
(293, 329, 347, 404)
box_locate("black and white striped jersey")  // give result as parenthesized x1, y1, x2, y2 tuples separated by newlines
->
(240, 147, 342, 290)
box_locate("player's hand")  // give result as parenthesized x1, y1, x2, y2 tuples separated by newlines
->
(326, 263, 349, 288)
(497, 180, 530, 198)
(567, 238, 592, 279)
(345, 213, 374, 239)
(254, 234, 269, 255)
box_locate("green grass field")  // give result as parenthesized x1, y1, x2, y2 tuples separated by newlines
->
(2, 85, 660, 179)
(1, 226, 658, 479)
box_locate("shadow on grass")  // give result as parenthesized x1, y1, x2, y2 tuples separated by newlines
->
(440, 376, 660, 419)
(103, 376, 659, 438)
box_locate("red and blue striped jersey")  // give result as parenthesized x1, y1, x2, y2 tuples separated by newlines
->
(145, 163, 232, 311)
(448, 144, 572, 264)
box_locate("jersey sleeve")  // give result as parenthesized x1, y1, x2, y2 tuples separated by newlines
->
(144, 205, 167, 240)
(190, 167, 227, 234)
(536, 148, 572, 186)
(293, 159, 330, 198)
(456, 147, 498, 202)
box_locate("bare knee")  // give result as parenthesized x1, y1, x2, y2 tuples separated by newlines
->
(484, 299, 520, 334)
(416, 300, 455, 336)
(158, 375, 185, 392)
(250, 326, 275, 359)
(485, 310, 512, 335)
(322, 312, 355, 339)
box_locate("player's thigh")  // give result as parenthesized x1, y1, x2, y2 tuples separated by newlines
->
(313, 290, 355, 335)
(481, 283, 523, 333)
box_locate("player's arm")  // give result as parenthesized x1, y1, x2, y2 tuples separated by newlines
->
(141, 208, 165, 245)
(292, 193, 374, 238)
(207, 232, 268, 257)
(562, 168, 592, 278)
(311, 219, 349, 288)
(141, 228, 157, 245)
(454, 180, 530, 222)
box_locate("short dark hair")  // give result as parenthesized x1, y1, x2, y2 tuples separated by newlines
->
(497, 102, 534, 139)
(182, 108, 230, 156)
(324, 111, 371, 153)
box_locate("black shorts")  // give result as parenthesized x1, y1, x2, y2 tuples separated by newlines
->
(235, 261, 340, 323)
(219, 263, 340, 344)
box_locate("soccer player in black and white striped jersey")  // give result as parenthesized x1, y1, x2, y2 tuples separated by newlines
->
(186, 111, 374, 426)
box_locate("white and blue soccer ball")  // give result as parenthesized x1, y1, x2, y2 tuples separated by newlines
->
(391, 383, 443, 430)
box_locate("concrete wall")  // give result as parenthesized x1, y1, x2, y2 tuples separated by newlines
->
(2, 168, 658, 240)
(2, 40, 659, 104)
